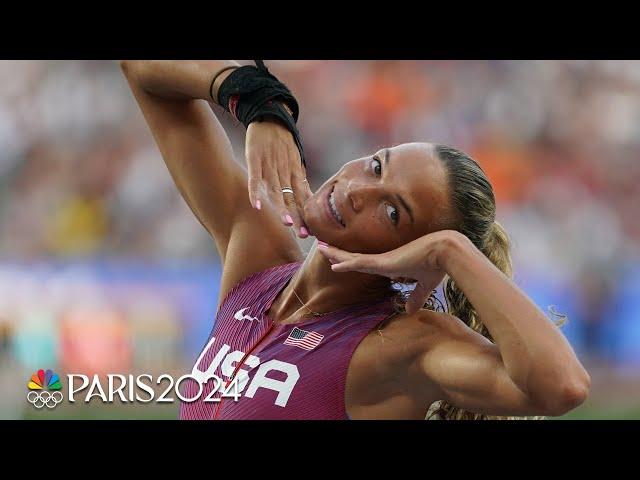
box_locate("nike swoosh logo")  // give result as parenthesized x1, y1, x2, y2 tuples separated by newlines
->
(234, 307, 260, 322)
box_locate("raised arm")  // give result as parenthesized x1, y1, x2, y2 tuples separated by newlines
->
(317, 231, 590, 417)
(121, 61, 305, 303)
(421, 232, 590, 416)
(121, 60, 246, 260)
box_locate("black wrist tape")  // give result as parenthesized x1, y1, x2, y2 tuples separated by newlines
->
(216, 61, 306, 168)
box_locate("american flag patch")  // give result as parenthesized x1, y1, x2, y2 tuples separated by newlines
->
(283, 327, 324, 351)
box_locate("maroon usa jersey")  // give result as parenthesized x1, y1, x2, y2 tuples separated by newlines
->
(179, 261, 396, 420)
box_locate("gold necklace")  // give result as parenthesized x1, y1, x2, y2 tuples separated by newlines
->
(291, 286, 324, 317)
(288, 270, 324, 317)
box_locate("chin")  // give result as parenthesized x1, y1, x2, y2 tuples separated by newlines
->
(305, 218, 344, 246)
(302, 184, 347, 246)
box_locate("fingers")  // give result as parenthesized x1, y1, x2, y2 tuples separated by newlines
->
(269, 155, 305, 236)
(246, 146, 264, 210)
(317, 244, 381, 275)
(316, 243, 352, 266)
(280, 170, 308, 238)
(245, 125, 312, 238)
(405, 281, 432, 315)
(279, 146, 311, 238)
(291, 170, 312, 236)
(290, 147, 313, 205)
(283, 191, 308, 237)
(331, 255, 378, 275)
(263, 162, 292, 227)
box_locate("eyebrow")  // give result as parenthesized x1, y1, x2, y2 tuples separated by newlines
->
(383, 149, 415, 225)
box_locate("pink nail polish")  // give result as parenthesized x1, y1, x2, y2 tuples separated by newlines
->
(318, 240, 328, 247)
(300, 226, 309, 236)
(256, 200, 261, 210)
(284, 214, 293, 225)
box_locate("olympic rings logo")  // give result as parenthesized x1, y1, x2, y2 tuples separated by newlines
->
(26, 390, 64, 409)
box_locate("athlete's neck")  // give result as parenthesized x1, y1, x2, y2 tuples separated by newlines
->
(267, 241, 392, 324)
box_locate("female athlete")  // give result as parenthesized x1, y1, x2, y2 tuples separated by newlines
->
(121, 60, 590, 420)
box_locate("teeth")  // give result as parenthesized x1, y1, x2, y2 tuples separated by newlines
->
(329, 190, 344, 226)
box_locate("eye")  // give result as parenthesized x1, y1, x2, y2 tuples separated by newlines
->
(385, 204, 399, 225)
(371, 158, 382, 176)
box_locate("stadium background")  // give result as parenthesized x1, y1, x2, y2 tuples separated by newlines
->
(0, 60, 638, 419)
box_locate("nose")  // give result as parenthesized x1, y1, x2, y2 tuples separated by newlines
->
(346, 180, 381, 213)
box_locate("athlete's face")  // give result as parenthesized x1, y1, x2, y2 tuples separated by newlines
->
(303, 142, 454, 254)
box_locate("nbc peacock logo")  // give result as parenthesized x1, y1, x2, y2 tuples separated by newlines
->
(27, 369, 64, 409)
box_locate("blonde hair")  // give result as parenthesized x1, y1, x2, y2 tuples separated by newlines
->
(429, 221, 518, 419)
(385, 145, 557, 420)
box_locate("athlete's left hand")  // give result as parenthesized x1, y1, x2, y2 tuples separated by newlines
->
(316, 231, 463, 315)
(246, 120, 313, 238)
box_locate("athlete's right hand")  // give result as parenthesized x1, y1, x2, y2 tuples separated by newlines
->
(245, 120, 313, 238)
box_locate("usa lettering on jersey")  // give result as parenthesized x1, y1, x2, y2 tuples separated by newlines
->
(190, 336, 300, 407)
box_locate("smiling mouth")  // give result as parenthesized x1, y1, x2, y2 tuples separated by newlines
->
(327, 185, 345, 227)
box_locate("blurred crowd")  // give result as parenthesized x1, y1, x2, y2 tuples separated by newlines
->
(1, 60, 639, 375)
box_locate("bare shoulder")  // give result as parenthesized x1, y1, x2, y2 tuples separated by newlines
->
(411, 309, 478, 341)
(345, 307, 486, 419)
(344, 308, 457, 418)
(349, 309, 461, 376)
(405, 309, 495, 359)
(377, 308, 472, 343)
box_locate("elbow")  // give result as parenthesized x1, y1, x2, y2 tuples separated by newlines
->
(540, 370, 591, 417)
